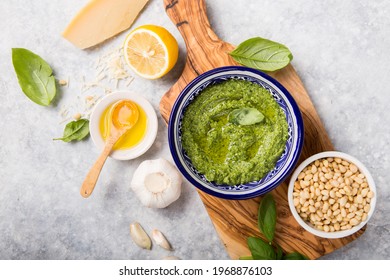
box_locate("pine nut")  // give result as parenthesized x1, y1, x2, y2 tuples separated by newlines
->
(349, 164, 358, 173)
(361, 188, 369, 198)
(353, 177, 363, 184)
(324, 225, 330, 232)
(350, 218, 359, 226)
(324, 173, 333, 180)
(331, 180, 339, 187)
(340, 197, 348, 207)
(347, 212, 355, 219)
(355, 210, 363, 217)
(344, 171, 353, 178)
(305, 174, 313, 181)
(341, 208, 347, 217)
(322, 203, 329, 212)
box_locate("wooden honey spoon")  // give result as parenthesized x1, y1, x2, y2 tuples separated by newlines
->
(80, 100, 139, 198)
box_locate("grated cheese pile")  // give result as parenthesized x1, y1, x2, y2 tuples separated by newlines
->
(58, 47, 134, 123)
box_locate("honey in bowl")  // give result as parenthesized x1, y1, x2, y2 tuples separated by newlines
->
(99, 100, 148, 150)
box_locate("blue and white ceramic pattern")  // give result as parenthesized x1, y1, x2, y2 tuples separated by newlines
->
(168, 66, 304, 200)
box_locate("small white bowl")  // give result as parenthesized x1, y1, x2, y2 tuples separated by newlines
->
(89, 91, 158, 160)
(288, 151, 376, 239)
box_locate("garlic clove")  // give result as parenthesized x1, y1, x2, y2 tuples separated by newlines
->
(162, 256, 181, 260)
(152, 229, 173, 251)
(131, 158, 182, 208)
(130, 222, 152, 250)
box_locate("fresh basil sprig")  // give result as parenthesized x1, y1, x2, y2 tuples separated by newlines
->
(238, 256, 253, 260)
(258, 193, 277, 242)
(12, 48, 57, 106)
(230, 37, 293, 72)
(283, 252, 309, 260)
(247, 237, 276, 260)
(275, 244, 283, 260)
(241, 193, 308, 260)
(54, 119, 90, 142)
(228, 108, 264, 126)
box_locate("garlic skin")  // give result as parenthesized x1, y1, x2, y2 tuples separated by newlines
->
(152, 229, 173, 251)
(131, 158, 182, 208)
(130, 222, 152, 250)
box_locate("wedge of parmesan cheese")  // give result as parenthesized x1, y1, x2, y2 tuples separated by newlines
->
(62, 0, 149, 49)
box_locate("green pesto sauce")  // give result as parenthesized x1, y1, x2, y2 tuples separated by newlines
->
(181, 79, 289, 185)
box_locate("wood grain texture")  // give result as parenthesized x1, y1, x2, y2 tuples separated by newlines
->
(160, 0, 365, 259)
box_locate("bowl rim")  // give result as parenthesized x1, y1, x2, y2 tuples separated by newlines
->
(168, 65, 304, 199)
(89, 91, 158, 160)
(287, 151, 377, 238)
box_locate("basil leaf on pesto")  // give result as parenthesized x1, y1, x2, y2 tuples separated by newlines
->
(247, 237, 276, 260)
(229, 37, 293, 72)
(53, 119, 90, 142)
(258, 193, 277, 242)
(228, 107, 264, 126)
(12, 48, 56, 106)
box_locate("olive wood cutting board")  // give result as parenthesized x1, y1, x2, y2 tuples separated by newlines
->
(160, 0, 365, 259)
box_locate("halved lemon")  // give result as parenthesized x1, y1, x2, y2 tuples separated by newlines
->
(123, 25, 179, 79)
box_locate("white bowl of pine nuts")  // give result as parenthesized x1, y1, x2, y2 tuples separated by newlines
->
(288, 151, 376, 239)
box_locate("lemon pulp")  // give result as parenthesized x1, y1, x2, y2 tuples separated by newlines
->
(123, 25, 179, 79)
(100, 101, 147, 150)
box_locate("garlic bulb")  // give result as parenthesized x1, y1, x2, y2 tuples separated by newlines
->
(131, 158, 182, 208)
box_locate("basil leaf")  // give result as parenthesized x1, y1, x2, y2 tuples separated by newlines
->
(247, 237, 276, 260)
(275, 244, 283, 260)
(12, 48, 56, 106)
(54, 119, 90, 142)
(228, 108, 264, 126)
(258, 193, 277, 242)
(283, 252, 309, 260)
(239, 256, 254, 260)
(229, 37, 293, 72)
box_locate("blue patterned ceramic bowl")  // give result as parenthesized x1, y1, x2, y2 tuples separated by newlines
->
(168, 66, 304, 200)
